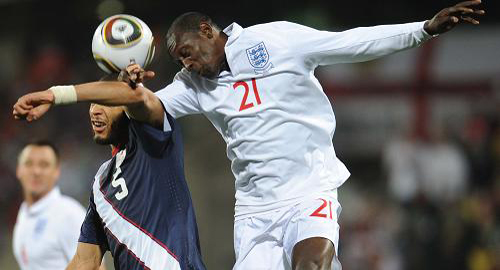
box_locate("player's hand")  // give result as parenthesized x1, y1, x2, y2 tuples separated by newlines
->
(118, 63, 155, 89)
(424, 0, 485, 36)
(13, 90, 54, 122)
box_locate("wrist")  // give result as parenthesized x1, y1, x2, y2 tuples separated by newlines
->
(423, 20, 439, 38)
(43, 90, 55, 104)
(423, 20, 433, 35)
(49, 85, 77, 105)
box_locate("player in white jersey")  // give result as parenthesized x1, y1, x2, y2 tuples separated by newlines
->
(13, 1, 484, 269)
(12, 141, 88, 270)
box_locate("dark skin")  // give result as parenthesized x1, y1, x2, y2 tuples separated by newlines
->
(171, 24, 229, 79)
(120, 2, 486, 270)
(13, 1, 485, 269)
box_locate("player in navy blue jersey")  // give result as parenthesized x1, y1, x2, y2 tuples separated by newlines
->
(13, 75, 206, 270)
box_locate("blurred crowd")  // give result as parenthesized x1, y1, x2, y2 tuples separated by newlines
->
(1, 0, 499, 269)
(338, 111, 500, 270)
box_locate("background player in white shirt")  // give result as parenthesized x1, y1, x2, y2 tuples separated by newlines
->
(13, 1, 485, 269)
(13, 141, 88, 270)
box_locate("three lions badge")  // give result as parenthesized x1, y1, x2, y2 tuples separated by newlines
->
(246, 42, 274, 74)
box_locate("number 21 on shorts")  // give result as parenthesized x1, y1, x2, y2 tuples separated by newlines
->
(233, 78, 262, 111)
(310, 198, 334, 220)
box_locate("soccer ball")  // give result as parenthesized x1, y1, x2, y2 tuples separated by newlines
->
(92, 14, 155, 74)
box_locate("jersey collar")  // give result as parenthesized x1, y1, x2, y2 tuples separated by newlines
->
(24, 187, 61, 216)
(223, 22, 243, 46)
(112, 143, 124, 157)
(222, 22, 244, 76)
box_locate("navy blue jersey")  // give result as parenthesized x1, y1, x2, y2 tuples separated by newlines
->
(79, 114, 206, 270)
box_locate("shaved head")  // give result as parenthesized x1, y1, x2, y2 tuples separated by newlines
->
(166, 12, 220, 54)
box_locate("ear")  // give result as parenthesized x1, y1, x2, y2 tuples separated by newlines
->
(16, 166, 21, 180)
(199, 22, 214, 39)
(54, 165, 61, 180)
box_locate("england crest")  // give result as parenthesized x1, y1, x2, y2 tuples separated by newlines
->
(246, 42, 273, 74)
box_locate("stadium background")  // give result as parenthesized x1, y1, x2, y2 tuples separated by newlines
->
(0, 0, 499, 269)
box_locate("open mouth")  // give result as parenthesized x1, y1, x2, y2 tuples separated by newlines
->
(91, 120, 107, 133)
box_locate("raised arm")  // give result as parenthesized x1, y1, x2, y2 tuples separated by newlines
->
(13, 79, 165, 128)
(292, 0, 484, 67)
(66, 242, 105, 270)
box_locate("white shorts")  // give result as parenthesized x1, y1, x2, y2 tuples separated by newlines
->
(233, 189, 342, 270)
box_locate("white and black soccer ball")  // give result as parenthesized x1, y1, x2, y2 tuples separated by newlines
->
(92, 14, 155, 74)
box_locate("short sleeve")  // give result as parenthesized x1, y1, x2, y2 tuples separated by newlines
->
(155, 70, 202, 119)
(59, 202, 87, 261)
(281, 21, 431, 68)
(78, 194, 108, 251)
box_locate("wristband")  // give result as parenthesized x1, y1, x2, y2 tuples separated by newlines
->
(49, 85, 77, 105)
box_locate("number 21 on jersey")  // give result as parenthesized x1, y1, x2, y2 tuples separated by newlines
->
(233, 78, 262, 111)
(310, 198, 335, 220)
(111, 150, 129, 200)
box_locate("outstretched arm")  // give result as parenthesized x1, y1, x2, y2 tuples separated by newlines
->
(293, 0, 484, 67)
(12, 77, 165, 128)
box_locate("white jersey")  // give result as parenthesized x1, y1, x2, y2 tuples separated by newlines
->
(156, 21, 432, 217)
(13, 187, 86, 270)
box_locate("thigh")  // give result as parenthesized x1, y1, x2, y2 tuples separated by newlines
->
(292, 237, 334, 270)
(233, 211, 288, 270)
(283, 190, 342, 270)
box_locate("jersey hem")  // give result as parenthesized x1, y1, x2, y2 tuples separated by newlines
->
(234, 184, 343, 220)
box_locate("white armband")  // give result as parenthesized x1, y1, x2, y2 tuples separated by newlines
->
(49, 85, 77, 105)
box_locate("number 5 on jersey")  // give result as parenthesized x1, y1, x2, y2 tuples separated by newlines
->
(233, 78, 262, 111)
(111, 150, 129, 200)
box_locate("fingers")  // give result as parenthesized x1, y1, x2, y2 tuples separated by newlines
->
(447, 6, 485, 17)
(126, 63, 141, 75)
(122, 63, 155, 89)
(16, 96, 34, 110)
(455, 0, 482, 8)
(13, 108, 27, 120)
(460, 16, 480, 24)
(26, 104, 51, 122)
(134, 70, 155, 84)
(123, 63, 155, 86)
(12, 94, 52, 121)
(474, 9, 485, 15)
(144, 71, 155, 80)
(117, 70, 130, 83)
(125, 63, 142, 89)
(444, 1, 484, 26)
(13, 100, 32, 120)
(453, 0, 485, 18)
(13, 105, 32, 121)
(447, 6, 475, 16)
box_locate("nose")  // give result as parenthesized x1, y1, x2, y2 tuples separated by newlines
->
(89, 103, 104, 116)
(31, 164, 42, 177)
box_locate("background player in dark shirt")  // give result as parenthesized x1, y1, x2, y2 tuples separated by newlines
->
(13, 75, 206, 270)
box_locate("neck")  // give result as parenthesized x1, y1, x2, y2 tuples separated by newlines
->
(220, 57, 230, 73)
(24, 190, 49, 207)
(218, 32, 230, 72)
(220, 31, 228, 46)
